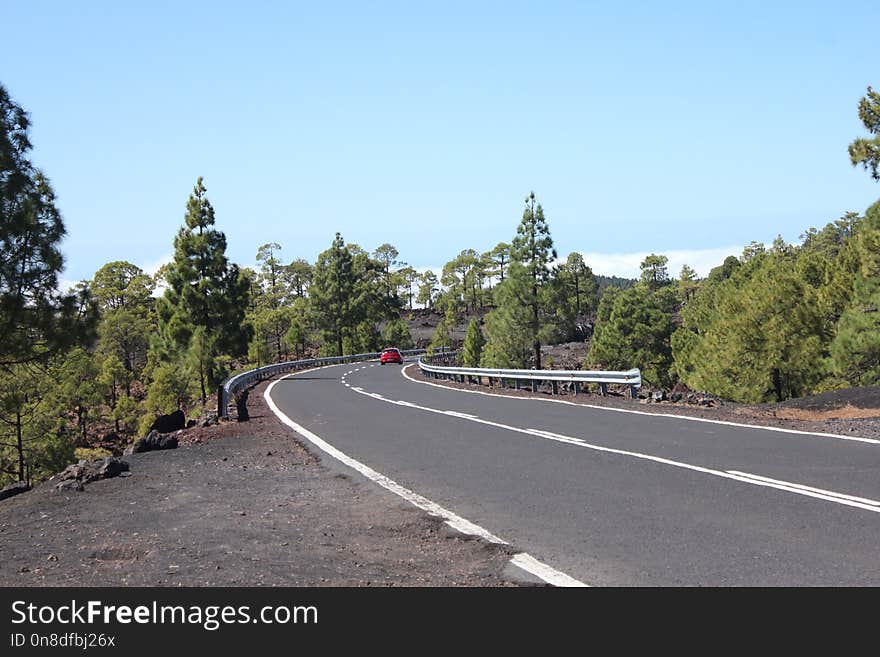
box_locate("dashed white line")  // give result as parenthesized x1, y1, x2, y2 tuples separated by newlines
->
(400, 365, 880, 445)
(340, 371, 880, 515)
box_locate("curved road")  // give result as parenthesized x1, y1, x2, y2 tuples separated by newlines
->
(267, 359, 880, 586)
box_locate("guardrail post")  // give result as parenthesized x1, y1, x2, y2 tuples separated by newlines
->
(573, 382, 579, 396)
(629, 385, 638, 399)
(600, 383, 607, 396)
(551, 381, 558, 395)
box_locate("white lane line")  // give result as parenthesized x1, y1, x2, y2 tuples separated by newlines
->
(347, 376, 880, 515)
(265, 370, 588, 587)
(509, 553, 587, 588)
(727, 471, 880, 509)
(400, 365, 880, 445)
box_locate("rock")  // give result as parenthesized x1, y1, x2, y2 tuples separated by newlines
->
(97, 457, 129, 478)
(0, 481, 30, 501)
(55, 479, 85, 492)
(149, 410, 186, 434)
(670, 392, 683, 403)
(186, 419, 197, 428)
(131, 430, 178, 453)
(652, 390, 666, 402)
(54, 457, 130, 491)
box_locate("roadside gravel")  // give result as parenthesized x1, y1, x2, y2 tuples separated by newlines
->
(0, 379, 517, 587)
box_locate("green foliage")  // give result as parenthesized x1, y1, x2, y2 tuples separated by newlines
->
(310, 233, 357, 356)
(671, 232, 852, 401)
(849, 86, 880, 181)
(75, 446, 112, 461)
(639, 254, 671, 290)
(417, 270, 438, 308)
(480, 270, 533, 368)
(461, 318, 485, 367)
(587, 284, 675, 388)
(0, 83, 97, 370)
(383, 318, 414, 350)
(52, 347, 103, 443)
(144, 361, 193, 421)
(284, 297, 312, 357)
(154, 177, 251, 400)
(483, 192, 557, 369)
(427, 307, 457, 356)
(0, 362, 73, 486)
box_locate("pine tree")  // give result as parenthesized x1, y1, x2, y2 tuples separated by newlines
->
(417, 270, 438, 309)
(0, 83, 95, 483)
(849, 86, 880, 181)
(461, 317, 485, 367)
(480, 267, 533, 368)
(92, 261, 154, 396)
(0, 83, 96, 368)
(310, 233, 356, 356)
(488, 191, 557, 369)
(154, 177, 250, 402)
(383, 318, 414, 350)
(587, 284, 675, 388)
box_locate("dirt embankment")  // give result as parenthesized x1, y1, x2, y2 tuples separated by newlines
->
(0, 380, 516, 587)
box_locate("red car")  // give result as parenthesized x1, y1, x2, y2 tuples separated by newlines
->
(380, 348, 403, 365)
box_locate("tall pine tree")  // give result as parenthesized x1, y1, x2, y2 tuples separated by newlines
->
(484, 191, 556, 369)
(155, 177, 250, 402)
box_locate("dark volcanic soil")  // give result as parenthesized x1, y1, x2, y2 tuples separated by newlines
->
(0, 380, 516, 587)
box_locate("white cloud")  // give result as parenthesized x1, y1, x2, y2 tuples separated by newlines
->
(578, 246, 743, 279)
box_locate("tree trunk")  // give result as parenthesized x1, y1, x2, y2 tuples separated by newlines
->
(16, 410, 24, 484)
(532, 282, 541, 370)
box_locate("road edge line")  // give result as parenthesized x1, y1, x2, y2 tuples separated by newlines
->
(264, 369, 589, 588)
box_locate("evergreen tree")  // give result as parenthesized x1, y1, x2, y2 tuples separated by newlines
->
(383, 317, 414, 350)
(480, 267, 533, 368)
(461, 317, 485, 367)
(154, 177, 250, 402)
(639, 254, 671, 290)
(587, 284, 675, 388)
(678, 264, 699, 302)
(486, 242, 511, 283)
(427, 306, 457, 356)
(373, 243, 400, 297)
(0, 83, 95, 483)
(492, 191, 557, 369)
(417, 270, 438, 308)
(0, 83, 96, 368)
(310, 233, 356, 356)
(92, 261, 154, 396)
(397, 266, 419, 310)
(561, 252, 598, 317)
(849, 86, 880, 181)
(284, 258, 312, 298)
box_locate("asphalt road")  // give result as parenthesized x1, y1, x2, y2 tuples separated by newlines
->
(268, 359, 880, 586)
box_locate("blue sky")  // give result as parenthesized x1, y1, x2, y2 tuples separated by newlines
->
(4, 1, 879, 283)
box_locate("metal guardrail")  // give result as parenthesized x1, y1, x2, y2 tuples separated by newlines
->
(418, 356, 642, 398)
(218, 348, 431, 418)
